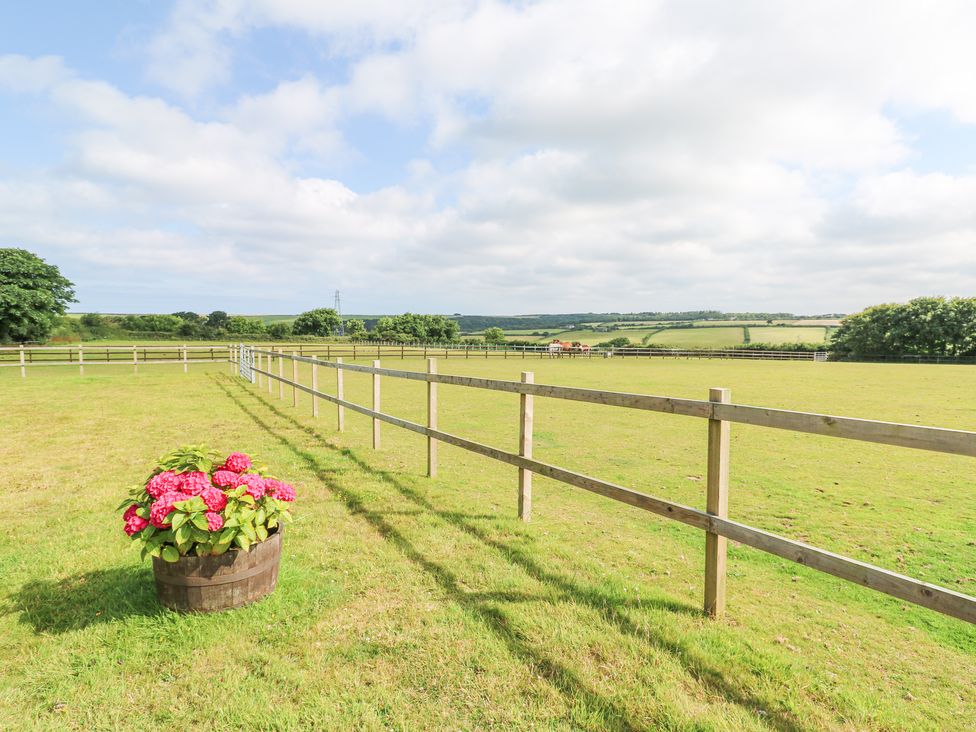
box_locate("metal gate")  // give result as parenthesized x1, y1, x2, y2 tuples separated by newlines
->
(238, 344, 255, 382)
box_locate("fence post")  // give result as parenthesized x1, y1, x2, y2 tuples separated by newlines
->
(704, 387, 731, 619)
(372, 359, 381, 448)
(278, 349, 284, 400)
(257, 351, 263, 388)
(133, 345, 138, 374)
(311, 356, 319, 417)
(19, 345, 26, 378)
(292, 352, 298, 407)
(336, 357, 345, 431)
(79, 345, 84, 376)
(427, 358, 437, 477)
(182, 344, 188, 373)
(267, 350, 273, 394)
(518, 371, 534, 521)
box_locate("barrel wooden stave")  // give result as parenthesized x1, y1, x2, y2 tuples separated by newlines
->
(152, 530, 281, 612)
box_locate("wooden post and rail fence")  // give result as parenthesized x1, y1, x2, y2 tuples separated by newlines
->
(1, 343, 832, 374)
(236, 345, 976, 626)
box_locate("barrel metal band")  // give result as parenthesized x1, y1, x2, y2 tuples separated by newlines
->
(156, 562, 271, 587)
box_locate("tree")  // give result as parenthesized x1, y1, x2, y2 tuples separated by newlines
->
(0, 249, 76, 343)
(225, 316, 267, 335)
(831, 297, 976, 358)
(172, 311, 202, 322)
(292, 308, 341, 336)
(267, 322, 292, 340)
(206, 310, 229, 329)
(344, 318, 367, 340)
(483, 327, 505, 344)
(372, 313, 460, 343)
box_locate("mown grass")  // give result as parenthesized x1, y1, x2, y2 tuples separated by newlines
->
(1, 358, 975, 730)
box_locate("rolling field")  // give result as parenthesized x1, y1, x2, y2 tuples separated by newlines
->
(647, 327, 746, 348)
(747, 327, 827, 344)
(543, 329, 661, 345)
(1, 358, 975, 730)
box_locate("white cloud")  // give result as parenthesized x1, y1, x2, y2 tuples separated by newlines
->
(3, 1, 976, 312)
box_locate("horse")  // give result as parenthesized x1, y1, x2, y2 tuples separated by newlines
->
(548, 340, 569, 357)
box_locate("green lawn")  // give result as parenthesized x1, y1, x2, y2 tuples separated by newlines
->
(648, 327, 746, 348)
(1, 358, 974, 730)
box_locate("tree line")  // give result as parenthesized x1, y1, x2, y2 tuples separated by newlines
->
(831, 297, 976, 357)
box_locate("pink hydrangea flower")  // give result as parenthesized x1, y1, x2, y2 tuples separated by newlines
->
(265, 479, 296, 502)
(146, 470, 181, 498)
(238, 473, 266, 500)
(212, 470, 240, 488)
(178, 471, 212, 496)
(149, 490, 189, 529)
(223, 452, 252, 473)
(201, 486, 227, 512)
(205, 511, 224, 532)
(122, 504, 149, 536)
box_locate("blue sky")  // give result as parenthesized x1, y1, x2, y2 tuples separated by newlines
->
(1, 1, 975, 315)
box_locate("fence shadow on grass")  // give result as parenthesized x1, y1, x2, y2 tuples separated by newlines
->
(8, 566, 162, 634)
(215, 375, 805, 732)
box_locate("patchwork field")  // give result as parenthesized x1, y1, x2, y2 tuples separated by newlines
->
(1, 358, 974, 730)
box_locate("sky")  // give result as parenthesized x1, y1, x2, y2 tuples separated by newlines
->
(1, 1, 975, 316)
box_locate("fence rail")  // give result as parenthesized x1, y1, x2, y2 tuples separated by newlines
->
(1, 342, 829, 373)
(233, 345, 976, 625)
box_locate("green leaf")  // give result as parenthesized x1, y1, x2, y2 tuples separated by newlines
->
(267, 517, 278, 529)
(239, 494, 256, 506)
(217, 527, 236, 544)
(255, 524, 268, 542)
(234, 534, 251, 552)
(239, 508, 256, 523)
(161, 546, 180, 563)
(212, 542, 230, 555)
(190, 513, 209, 531)
(175, 523, 192, 546)
(254, 507, 266, 525)
(191, 528, 211, 543)
(223, 516, 240, 528)
(241, 522, 257, 542)
(135, 506, 150, 520)
(171, 512, 188, 530)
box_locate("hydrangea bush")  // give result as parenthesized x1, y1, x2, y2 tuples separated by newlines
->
(119, 445, 296, 563)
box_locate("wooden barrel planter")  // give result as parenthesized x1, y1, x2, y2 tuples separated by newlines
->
(152, 529, 282, 613)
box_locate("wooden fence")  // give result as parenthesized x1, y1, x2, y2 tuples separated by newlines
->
(234, 345, 976, 625)
(0, 344, 233, 375)
(1, 342, 829, 374)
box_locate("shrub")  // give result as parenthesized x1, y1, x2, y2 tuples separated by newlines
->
(293, 308, 341, 336)
(267, 322, 292, 339)
(118, 445, 296, 562)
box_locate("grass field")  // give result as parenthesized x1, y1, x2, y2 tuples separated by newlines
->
(2, 359, 975, 730)
(647, 327, 746, 348)
(543, 329, 661, 345)
(747, 327, 827, 344)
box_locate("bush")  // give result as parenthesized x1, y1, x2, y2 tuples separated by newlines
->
(267, 322, 292, 340)
(293, 308, 340, 337)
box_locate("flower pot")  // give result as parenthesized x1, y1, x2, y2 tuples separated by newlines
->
(152, 529, 281, 613)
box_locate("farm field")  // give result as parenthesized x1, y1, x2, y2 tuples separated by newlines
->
(747, 327, 828, 344)
(1, 358, 975, 730)
(543, 328, 660, 345)
(647, 327, 746, 348)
